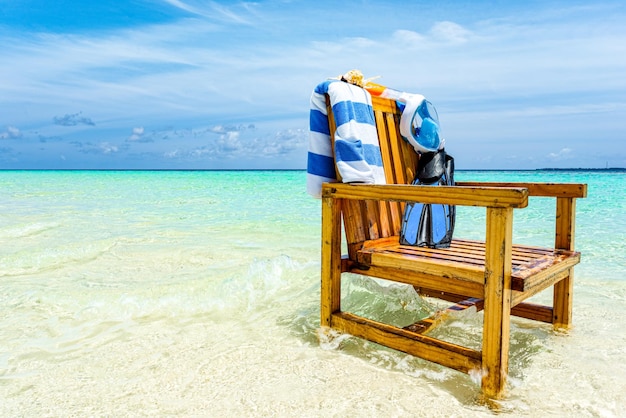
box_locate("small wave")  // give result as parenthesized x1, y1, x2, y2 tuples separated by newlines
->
(213, 254, 316, 315)
(0, 239, 118, 277)
(0, 222, 59, 239)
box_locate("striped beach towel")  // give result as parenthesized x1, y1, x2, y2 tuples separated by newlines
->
(306, 80, 386, 198)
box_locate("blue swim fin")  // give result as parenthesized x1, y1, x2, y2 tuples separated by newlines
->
(400, 149, 455, 248)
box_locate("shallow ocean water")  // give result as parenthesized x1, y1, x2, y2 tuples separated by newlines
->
(0, 170, 624, 416)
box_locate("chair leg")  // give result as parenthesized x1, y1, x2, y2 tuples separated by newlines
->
(553, 197, 576, 330)
(321, 196, 342, 328)
(481, 286, 512, 398)
(553, 270, 574, 329)
(481, 207, 513, 399)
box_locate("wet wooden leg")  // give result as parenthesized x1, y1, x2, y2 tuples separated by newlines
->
(321, 195, 342, 328)
(553, 197, 576, 329)
(553, 271, 574, 329)
(481, 207, 513, 399)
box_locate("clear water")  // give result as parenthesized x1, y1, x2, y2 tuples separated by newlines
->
(1, 170, 624, 416)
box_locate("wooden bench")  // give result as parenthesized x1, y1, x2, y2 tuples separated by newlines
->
(320, 94, 587, 399)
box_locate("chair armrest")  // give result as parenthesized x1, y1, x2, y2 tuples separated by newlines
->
(456, 182, 587, 198)
(322, 183, 529, 208)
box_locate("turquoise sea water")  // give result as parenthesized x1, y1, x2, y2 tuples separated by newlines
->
(1, 170, 624, 416)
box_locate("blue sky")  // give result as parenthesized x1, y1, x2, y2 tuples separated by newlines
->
(1, 1, 625, 170)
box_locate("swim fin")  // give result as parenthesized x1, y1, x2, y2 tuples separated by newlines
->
(400, 149, 455, 248)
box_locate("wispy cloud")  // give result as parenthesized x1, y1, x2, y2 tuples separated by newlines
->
(39, 134, 65, 143)
(162, 0, 255, 24)
(72, 141, 121, 155)
(53, 112, 96, 127)
(429, 21, 473, 44)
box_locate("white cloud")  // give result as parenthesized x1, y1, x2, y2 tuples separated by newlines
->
(548, 147, 574, 161)
(216, 131, 241, 152)
(100, 142, 119, 154)
(129, 126, 145, 141)
(164, 149, 180, 159)
(0, 126, 22, 139)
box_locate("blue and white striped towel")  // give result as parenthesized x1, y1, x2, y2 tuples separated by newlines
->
(306, 80, 386, 198)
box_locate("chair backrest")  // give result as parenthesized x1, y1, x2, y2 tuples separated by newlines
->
(326, 94, 420, 256)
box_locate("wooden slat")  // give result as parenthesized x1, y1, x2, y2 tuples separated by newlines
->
(365, 250, 486, 284)
(363, 199, 381, 240)
(519, 255, 579, 292)
(511, 270, 571, 307)
(385, 112, 407, 185)
(344, 263, 485, 299)
(376, 200, 393, 238)
(375, 110, 396, 183)
(414, 287, 554, 323)
(354, 236, 580, 293)
(397, 125, 418, 184)
(332, 312, 482, 374)
(342, 199, 366, 252)
(384, 111, 408, 235)
(510, 302, 553, 323)
(371, 95, 401, 113)
(322, 183, 529, 208)
(511, 250, 577, 277)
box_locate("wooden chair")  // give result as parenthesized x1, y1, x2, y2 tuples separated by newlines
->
(320, 94, 587, 398)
